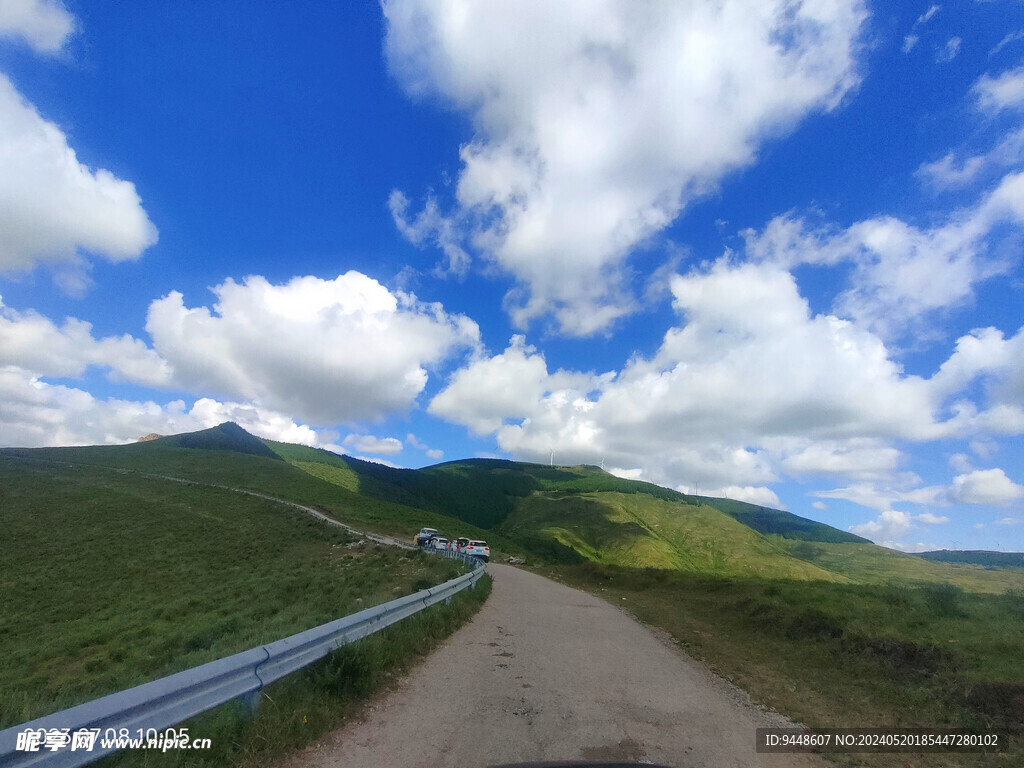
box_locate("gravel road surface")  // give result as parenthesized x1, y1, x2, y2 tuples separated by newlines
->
(283, 563, 821, 768)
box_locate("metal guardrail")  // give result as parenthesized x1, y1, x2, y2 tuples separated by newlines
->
(0, 550, 486, 767)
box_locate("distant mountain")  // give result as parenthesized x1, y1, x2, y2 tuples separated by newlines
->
(152, 422, 283, 459)
(137, 433, 162, 442)
(913, 550, 1024, 569)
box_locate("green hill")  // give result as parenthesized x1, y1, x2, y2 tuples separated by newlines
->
(913, 549, 1024, 569)
(7, 423, 1019, 593)
(259, 432, 1016, 590)
(154, 420, 284, 459)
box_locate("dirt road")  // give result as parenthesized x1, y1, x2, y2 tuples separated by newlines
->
(285, 563, 819, 768)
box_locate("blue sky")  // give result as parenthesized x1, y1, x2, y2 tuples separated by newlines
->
(1, 0, 1023, 552)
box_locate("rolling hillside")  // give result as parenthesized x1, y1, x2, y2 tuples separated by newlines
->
(259, 426, 1020, 592)
(6, 422, 1021, 593)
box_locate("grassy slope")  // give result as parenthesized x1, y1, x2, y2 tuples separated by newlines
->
(502, 491, 845, 581)
(2, 440, 514, 556)
(259, 437, 1021, 590)
(790, 540, 1024, 594)
(915, 550, 1024, 568)
(0, 456, 468, 728)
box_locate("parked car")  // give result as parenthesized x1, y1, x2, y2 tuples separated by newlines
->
(415, 528, 438, 547)
(455, 537, 470, 551)
(430, 537, 449, 551)
(463, 540, 490, 562)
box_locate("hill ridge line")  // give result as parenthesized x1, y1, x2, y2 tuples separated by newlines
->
(0, 454, 413, 551)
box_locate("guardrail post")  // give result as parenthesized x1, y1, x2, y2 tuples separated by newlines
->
(242, 689, 261, 714)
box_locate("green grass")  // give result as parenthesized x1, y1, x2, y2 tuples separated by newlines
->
(791, 540, 1024, 594)
(99, 575, 492, 768)
(1, 440, 520, 559)
(501, 491, 850, 580)
(0, 457, 469, 728)
(541, 562, 1024, 767)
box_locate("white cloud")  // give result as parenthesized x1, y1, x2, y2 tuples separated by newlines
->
(0, 297, 171, 387)
(407, 432, 444, 460)
(915, 512, 949, 524)
(812, 501, 828, 511)
(974, 66, 1024, 114)
(949, 452, 973, 473)
(936, 36, 961, 63)
(146, 272, 480, 425)
(990, 30, 1024, 58)
(780, 438, 901, 480)
(385, 0, 867, 334)
(850, 509, 913, 542)
(428, 335, 596, 434)
(0, 0, 73, 53)
(813, 479, 943, 513)
(951, 468, 1024, 505)
(918, 5, 940, 24)
(343, 433, 403, 455)
(996, 517, 1021, 526)
(431, 246, 1024, 505)
(743, 171, 1024, 339)
(431, 259, 969, 492)
(902, 35, 919, 55)
(0, 74, 158, 276)
(388, 190, 470, 277)
(816, 468, 1024, 516)
(916, 128, 1024, 191)
(0, 366, 341, 451)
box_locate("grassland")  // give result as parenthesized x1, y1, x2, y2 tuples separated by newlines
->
(2, 429, 520, 559)
(0, 456, 470, 728)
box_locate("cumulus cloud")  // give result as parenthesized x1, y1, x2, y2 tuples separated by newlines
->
(951, 468, 1024, 505)
(849, 509, 913, 543)
(743, 171, 1024, 339)
(428, 335, 597, 434)
(343, 433, 403, 455)
(430, 259, 964, 491)
(0, 75, 158, 277)
(974, 66, 1024, 114)
(0, 297, 171, 387)
(0, 0, 73, 53)
(146, 272, 479, 425)
(0, 366, 341, 451)
(431, 249, 1024, 503)
(385, 0, 867, 334)
(815, 467, 1023, 519)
